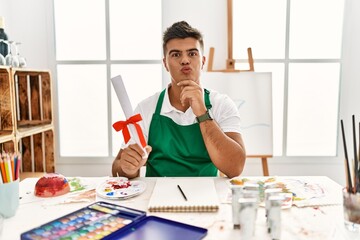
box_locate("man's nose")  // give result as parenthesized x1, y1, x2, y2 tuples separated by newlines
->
(180, 55, 190, 65)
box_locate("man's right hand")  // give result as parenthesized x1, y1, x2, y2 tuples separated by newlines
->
(112, 144, 152, 178)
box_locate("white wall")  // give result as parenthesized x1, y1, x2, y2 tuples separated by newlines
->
(1, 0, 360, 185)
(162, 0, 228, 72)
(337, 0, 360, 184)
(0, 0, 55, 69)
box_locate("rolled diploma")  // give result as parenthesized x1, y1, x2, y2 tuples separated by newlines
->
(111, 75, 148, 157)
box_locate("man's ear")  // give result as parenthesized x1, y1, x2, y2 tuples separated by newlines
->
(201, 56, 206, 70)
(163, 58, 169, 72)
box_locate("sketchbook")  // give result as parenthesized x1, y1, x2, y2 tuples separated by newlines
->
(148, 178, 220, 212)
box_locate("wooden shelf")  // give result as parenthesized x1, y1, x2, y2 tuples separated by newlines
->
(0, 67, 55, 173)
(17, 119, 52, 128)
(0, 131, 13, 141)
(16, 123, 54, 139)
(0, 134, 15, 153)
(0, 67, 15, 133)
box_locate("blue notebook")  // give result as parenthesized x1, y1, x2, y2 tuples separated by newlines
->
(20, 201, 207, 240)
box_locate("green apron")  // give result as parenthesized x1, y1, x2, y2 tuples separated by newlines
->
(146, 89, 218, 177)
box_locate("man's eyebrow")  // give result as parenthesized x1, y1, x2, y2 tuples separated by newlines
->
(187, 48, 199, 52)
(168, 48, 199, 55)
(168, 49, 181, 55)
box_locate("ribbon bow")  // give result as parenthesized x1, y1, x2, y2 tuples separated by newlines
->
(112, 114, 147, 148)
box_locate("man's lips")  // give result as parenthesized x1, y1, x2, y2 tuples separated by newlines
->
(181, 67, 192, 74)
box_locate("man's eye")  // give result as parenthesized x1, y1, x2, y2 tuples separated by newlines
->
(189, 52, 198, 57)
(171, 53, 180, 57)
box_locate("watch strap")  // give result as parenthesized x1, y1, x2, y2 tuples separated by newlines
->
(196, 110, 213, 123)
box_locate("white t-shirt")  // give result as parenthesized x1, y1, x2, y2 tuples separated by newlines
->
(134, 86, 242, 142)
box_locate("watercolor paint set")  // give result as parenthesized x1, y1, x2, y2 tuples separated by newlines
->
(20, 201, 207, 240)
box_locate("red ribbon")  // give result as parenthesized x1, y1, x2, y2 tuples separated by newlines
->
(112, 114, 147, 148)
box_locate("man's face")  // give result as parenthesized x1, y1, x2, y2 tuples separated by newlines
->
(163, 37, 205, 84)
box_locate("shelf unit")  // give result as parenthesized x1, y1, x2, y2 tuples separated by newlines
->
(0, 66, 55, 173)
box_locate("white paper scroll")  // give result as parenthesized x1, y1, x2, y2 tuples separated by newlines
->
(111, 75, 147, 156)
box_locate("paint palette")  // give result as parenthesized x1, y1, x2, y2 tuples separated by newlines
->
(96, 178, 146, 199)
(20, 202, 144, 240)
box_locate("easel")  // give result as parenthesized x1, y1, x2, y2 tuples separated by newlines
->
(207, 0, 254, 73)
(207, 0, 271, 176)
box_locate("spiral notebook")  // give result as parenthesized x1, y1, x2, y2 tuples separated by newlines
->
(148, 178, 220, 212)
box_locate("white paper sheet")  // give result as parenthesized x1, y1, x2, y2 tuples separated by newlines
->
(111, 75, 147, 156)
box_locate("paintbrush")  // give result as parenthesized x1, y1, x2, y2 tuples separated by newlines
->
(358, 121, 360, 193)
(352, 115, 359, 193)
(341, 119, 353, 193)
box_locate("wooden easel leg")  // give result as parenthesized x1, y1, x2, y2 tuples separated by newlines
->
(261, 157, 269, 176)
(247, 48, 254, 71)
(207, 47, 215, 72)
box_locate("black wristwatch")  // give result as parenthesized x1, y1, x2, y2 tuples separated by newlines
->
(196, 110, 213, 123)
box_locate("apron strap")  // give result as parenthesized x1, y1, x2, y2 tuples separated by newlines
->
(204, 89, 212, 110)
(155, 89, 166, 115)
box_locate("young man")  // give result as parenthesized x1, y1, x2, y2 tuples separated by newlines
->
(112, 21, 246, 178)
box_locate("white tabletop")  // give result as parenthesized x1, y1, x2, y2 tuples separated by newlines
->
(0, 176, 359, 240)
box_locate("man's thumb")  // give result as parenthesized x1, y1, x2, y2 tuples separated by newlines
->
(145, 145, 152, 155)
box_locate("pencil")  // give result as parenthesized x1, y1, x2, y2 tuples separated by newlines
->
(0, 157, 6, 183)
(13, 154, 17, 180)
(4, 156, 11, 183)
(10, 154, 15, 182)
(177, 185, 188, 201)
(0, 167, 3, 184)
(14, 155, 19, 180)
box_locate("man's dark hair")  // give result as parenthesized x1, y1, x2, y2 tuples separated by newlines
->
(162, 21, 204, 55)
